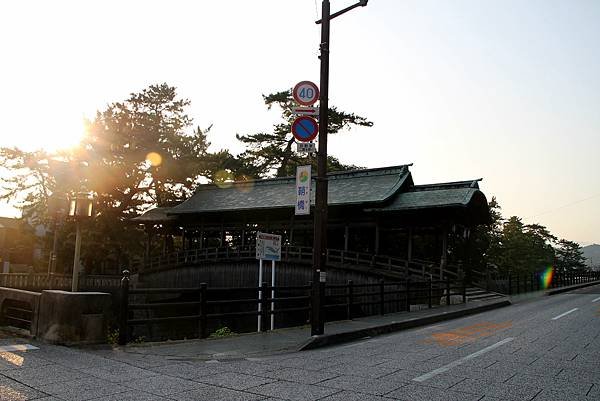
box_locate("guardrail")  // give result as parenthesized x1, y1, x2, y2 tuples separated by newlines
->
(135, 245, 459, 281)
(118, 270, 466, 344)
(481, 270, 600, 295)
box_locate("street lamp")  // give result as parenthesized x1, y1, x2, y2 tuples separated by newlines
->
(47, 195, 69, 276)
(311, 0, 369, 336)
(68, 192, 94, 292)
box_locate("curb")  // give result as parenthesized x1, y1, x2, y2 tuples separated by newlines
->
(299, 299, 511, 351)
(546, 280, 600, 296)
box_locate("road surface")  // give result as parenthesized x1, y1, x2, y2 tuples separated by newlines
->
(0, 285, 598, 400)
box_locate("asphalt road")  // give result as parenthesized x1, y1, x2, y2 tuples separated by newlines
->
(0, 285, 599, 400)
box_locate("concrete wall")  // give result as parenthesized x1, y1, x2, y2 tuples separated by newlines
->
(0, 287, 112, 345)
(36, 291, 112, 345)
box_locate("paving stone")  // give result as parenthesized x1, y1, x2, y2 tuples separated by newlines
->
(257, 367, 337, 385)
(0, 375, 47, 400)
(149, 362, 224, 379)
(316, 374, 407, 395)
(321, 361, 401, 378)
(450, 378, 542, 401)
(171, 384, 266, 401)
(318, 390, 392, 401)
(0, 352, 54, 371)
(508, 374, 593, 396)
(38, 377, 126, 401)
(196, 372, 276, 390)
(531, 388, 593, 401)
(86, 390, 175, 400)
(85, 363, 159, 383)
(214, 360, 277, 375)
(2, 364, 89, 387)
(386, 383, 482, 401)
(249, 380, 340, 401)
(124, 375, 204, 396)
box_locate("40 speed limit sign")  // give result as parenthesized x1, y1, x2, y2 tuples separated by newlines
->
(292, 81, 319, 106)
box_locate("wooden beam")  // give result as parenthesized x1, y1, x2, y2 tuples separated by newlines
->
(374, 222, 380, 254)
(407, 227, 413, 262)
(344, 224, 349, 252)
(440, 226, 448, 280)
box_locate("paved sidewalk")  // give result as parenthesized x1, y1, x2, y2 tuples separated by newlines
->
(114, 297, 509, 360)
(0, 297, 509, 401)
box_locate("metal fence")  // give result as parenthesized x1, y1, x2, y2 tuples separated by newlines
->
(480, 270, 600, 295)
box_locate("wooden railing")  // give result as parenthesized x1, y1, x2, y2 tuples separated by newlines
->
(118, 271, 466, 344)
(135, 245, 459, 280)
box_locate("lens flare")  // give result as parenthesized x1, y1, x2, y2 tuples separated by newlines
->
(236, 175, 254, 193)
(214, 170, 234, 188)
(146, 152, 162, 167)
(540, 267, 554, 290)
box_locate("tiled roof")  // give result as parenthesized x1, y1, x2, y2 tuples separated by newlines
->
(131, 207, 176, 223)
(132, 166, 489, 223)
(169, 165, 412, 214)
(372, 180, 484, 211)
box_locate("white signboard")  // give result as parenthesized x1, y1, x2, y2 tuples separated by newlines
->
(296, 142, 316, 153)
(295, 165, 311, 215)
(256, 232, 282, 261)
(291, 107, 320, 116)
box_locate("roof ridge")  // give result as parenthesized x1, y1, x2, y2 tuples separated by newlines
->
(412, 179, 482, 190)
(195, 164, 414, 191)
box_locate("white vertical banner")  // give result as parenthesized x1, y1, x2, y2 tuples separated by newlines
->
(295, 165, 311, 215)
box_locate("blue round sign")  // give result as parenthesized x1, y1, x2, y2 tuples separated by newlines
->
(292, 116, 319, 142)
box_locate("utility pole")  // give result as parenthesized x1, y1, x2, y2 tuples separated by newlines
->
(311, 0, 368, 336)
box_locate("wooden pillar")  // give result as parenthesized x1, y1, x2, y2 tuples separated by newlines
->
(199, 222, 204, 250)
(220, 221, 225, 247)
(162, 227, 168, 255)
(440, 226, 448, 279)
(145, 230, 152, 264)
(182, 228, 187, 251)
(344, 224, 349, 251)
(374, 222, 380, 255)
(241, 224, 246, 247)
(407, 227, 413, 262)
(289, 215, 295, 245)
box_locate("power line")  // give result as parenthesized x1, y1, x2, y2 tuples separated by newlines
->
(526, 192, 600, 220)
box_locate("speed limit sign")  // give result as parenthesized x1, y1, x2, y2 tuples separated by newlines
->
(292, 81, 320, 106)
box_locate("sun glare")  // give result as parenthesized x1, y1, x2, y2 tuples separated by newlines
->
(17, 117, 88, 153)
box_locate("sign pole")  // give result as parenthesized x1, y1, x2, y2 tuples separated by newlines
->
(311, 0, 330, 336)
(257, 258, 263, 332)
(271, 260, 275, 330)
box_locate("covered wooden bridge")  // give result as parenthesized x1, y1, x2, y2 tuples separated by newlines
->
(133, 164, 491, 280)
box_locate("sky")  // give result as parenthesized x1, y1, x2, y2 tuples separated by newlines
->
(0, 0, 599, 245)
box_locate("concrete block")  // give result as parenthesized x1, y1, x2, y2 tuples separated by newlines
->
(36, 290, 112, 345)
(439, 295, 464, 305)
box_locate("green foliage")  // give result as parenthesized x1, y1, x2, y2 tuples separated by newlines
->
(235, 90, 372, 178)
(209, 326, 235, 338)
(0, 83, 220, 273)
(554, 239, 587, 272)
(464, 198, 588, 276)
(107, 329, 119, 345)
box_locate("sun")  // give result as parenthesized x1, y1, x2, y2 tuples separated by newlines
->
(30, 117, 89, 152)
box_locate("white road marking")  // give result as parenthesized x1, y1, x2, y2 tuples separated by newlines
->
(412, 337, 514, 382)
(592, 296, 600, 303)
(0, 344, 39, 352)
(551, 308, 579, 320)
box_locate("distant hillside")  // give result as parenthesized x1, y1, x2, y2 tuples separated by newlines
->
(582, 244, 600, 267)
